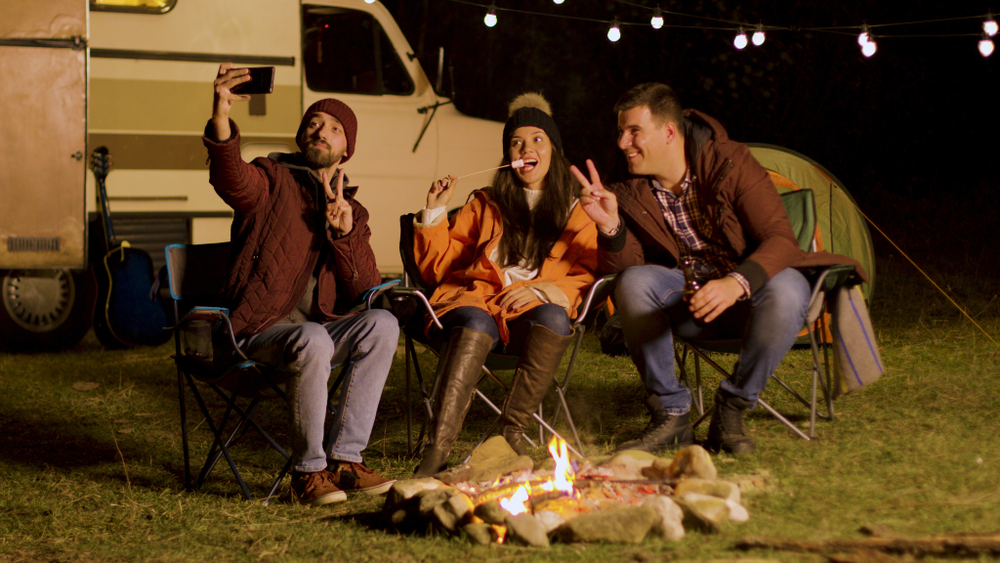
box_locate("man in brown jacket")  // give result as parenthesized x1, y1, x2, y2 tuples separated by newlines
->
(204, 64, 399, 505)
(573, 83, 820, 455)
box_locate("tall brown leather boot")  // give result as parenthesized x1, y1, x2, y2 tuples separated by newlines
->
(501, 324, 574, 456)
(414, 327, 494, 477)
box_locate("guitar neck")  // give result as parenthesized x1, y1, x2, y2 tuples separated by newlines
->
(91, 147, 117, 250)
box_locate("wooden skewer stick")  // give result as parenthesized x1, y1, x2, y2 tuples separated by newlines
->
(456, 159, 525, 180)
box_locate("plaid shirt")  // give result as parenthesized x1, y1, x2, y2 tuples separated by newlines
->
(650, 170, 751, 297)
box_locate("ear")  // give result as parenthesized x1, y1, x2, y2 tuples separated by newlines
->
(662, 121, 680, 145)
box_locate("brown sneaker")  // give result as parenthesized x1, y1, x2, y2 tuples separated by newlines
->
(332, 461, 396, 496)
(290, 469, 347, 506)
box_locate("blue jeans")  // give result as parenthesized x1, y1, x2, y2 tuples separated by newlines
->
(239, 309, 399, 472)
(614, 265, 810, 415)
(432, 303, 572, 353)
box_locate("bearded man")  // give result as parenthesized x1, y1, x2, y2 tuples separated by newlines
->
(203, 63, 398, 506)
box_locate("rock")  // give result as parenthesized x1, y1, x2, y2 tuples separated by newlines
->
(462, 522, 494, 545)
(673, 478, 741, 503)
(417, 488, 453, 517)
(435, 464, 473, 485)
(724, 469, 776, 496)
(504, 513, 550, 547)
(432, 502, 460, 533)
(469, 455, 534, 483)
(668, 445, 717, 480)
(551, 506, 657, 544)
(641, 459, 674, 481)
(599, 450, 660, 480)
(474, 500, 508, 525)
(642, 495, 685, 541)
(534, 510, 566, 533)
(446, 491, 475, 521)
(468, 435, 518, 466)
(674, 493, 731, 533)
(725, 498, 749, 523)
(384, 477, 449, 509)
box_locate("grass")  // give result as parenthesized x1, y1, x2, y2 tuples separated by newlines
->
(3, 227, 1000, 562)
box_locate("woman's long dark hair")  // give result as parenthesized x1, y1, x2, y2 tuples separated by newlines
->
(486, 149, 576, 271)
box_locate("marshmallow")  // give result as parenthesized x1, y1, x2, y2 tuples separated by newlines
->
(510, 159, 525, 169)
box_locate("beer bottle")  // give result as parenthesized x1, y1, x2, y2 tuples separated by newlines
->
(681, 257, 700, 300)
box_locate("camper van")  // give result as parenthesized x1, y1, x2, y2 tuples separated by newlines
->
(0, 0, 503, 349)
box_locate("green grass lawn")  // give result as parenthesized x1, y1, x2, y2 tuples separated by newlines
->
(2, 253, 999, 562)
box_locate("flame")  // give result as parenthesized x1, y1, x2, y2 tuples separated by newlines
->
(493, 437, 577, 516)
(499, 484, 531, 515)
(542, 436, 574, 494)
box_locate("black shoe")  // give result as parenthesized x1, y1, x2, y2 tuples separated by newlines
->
(617, 412, 694, 453)
(704, 389, 756, 455)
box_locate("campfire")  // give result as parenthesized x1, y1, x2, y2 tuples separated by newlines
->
(382, 436, 762, 546)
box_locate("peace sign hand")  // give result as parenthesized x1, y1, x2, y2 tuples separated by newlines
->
(571, 159, 620, 235)
(323, 169, 353, 237)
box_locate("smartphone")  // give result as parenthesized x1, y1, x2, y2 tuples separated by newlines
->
(231, 66, 275, 95)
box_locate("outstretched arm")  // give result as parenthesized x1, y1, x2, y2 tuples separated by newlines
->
(210, 63, 251, 141)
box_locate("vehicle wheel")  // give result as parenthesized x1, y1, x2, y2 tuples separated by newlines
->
(0, 268, 95, 351)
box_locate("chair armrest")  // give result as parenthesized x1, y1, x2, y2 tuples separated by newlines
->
(390, 286, 444, 330)
(574, 274, 618, 327)
(363, 279, 402, 310)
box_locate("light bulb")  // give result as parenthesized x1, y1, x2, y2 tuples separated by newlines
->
(858, 25, 870, 46)
(364, 0, 375, 3)
(608, 19, 621, 42)
(862, 38, 877, 57)
(980, 37, 995, 57)
(651, 7, 664, 30)
(752, 29, 765, 46)
(984, 17, 998, 37)
(734, 28, 748, 50)
(553, 0, 564, 4)
(484, 4, 497, 28)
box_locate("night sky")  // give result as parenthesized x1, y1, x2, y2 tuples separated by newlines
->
(382, 0, 999, 242)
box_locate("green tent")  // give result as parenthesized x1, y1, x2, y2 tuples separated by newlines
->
(749, 144, 876, 301)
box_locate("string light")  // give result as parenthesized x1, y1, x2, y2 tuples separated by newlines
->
(857, 24, 871, 47)
(985, 13, 998, 37)
(650, 6, 664, 30)
(553, 0, 564, 4)
(752, 24, 766, 46)
(734, 26, 748, 50)
(484, 3, 497, 27)
(862, 31, 877, 57)
(608, 18, 621, 42)
(364, 0, 375, 3)
(979, 34, 995, 57)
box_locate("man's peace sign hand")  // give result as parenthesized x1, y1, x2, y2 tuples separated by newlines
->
(323, 169, 353, 237)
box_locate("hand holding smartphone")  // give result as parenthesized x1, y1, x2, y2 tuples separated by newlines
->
(230, 66, 275, 95)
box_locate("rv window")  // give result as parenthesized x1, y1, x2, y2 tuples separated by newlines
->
(302, 6, 415, 96)
(90, 0, 176, 14)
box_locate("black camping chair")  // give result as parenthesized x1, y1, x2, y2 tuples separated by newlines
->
(391, 213, 613, 460)
(674, 189, 862, 439)
(164, 242, 398, 501)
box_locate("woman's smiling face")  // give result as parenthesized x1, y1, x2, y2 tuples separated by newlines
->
(508, 126, 551, 190)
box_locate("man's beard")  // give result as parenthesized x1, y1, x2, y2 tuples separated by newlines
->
(303, 145, 344, 169)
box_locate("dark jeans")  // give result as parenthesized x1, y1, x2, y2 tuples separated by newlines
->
(432, 303, 571, 354)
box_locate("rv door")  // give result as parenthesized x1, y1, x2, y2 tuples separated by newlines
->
(0, 0, 95, 349)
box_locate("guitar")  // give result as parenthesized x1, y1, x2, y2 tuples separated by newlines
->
(91, 147, 171, 348)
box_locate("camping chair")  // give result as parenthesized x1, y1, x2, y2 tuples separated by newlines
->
(675, 189, 862, 439)
(164, 242, 398, 501)
(391, 213, 612, 460)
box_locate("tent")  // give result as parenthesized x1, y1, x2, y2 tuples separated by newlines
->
(748, 144, 876, 301)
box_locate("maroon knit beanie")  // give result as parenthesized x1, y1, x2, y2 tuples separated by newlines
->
(296, 98, 358, 163)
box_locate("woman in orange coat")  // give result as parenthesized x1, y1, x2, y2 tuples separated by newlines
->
(412, 93, 597, 476)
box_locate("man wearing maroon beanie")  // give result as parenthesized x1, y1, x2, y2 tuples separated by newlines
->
(203, 63, 398, 506)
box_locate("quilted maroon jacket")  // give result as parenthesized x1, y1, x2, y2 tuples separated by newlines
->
(599, 109, 867, 291)
(203, 120, 382, 338)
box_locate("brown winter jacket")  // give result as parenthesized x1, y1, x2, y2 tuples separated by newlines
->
(599, 109, 867, 291)
(413, 190, 598, 344)
(203, 120, 382, 338)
